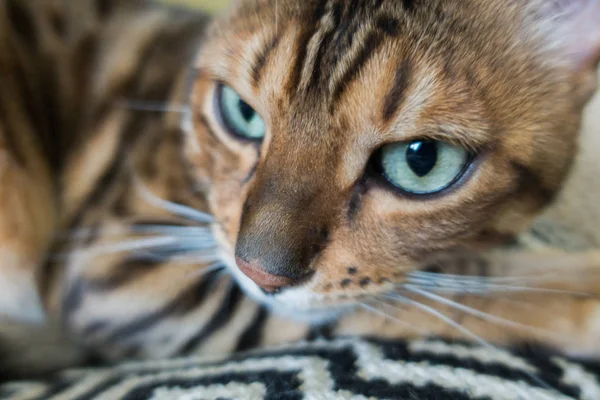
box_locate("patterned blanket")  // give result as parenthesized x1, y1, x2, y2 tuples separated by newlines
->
(2, 337, 599, 399)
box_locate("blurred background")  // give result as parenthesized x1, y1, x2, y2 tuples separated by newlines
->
(164, 0, 231, 13)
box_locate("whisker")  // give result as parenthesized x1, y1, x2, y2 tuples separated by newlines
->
(61, 236, 215, 258)
(150, 250, 222, 264)
(405, 282, 564, 316)
(186, 262, 226, 279)
(360, 300, 429, 335)
(402, 285, 561, 340)
(409, 271, 563, 283)
(408, 271, 576, 285)
(411, 266, 600, 284)
(99, 244, 222, 267)
(63, 226, 116, 241)
(84, 236, 181, 255)
(133, 177, 214, 224)
(141, 240, 217, 253)
(491, 297, 558, 316)
(404, 277, 594, 298)
(52, 236, 178, 261)
(175, 255, 223, 265)
(131, 225, 213, 236)
(63, 225, 214, 244)
(116, 99, 191, 114)
(383, 293, 558, 393)
(384, 292, 491, 348)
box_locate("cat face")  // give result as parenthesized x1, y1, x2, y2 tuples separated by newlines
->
(185, 0, 599, 319)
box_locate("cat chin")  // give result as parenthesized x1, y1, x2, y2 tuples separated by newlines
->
(267, 287, 356, 324)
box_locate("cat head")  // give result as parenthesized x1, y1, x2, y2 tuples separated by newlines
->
(185, 0, 600, 319)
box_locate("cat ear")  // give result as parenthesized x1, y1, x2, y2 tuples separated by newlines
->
(532, 0, 600, 71)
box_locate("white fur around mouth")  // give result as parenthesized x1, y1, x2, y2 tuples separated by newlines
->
(223, 252, 347, 324)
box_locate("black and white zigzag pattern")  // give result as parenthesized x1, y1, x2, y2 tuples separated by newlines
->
(1, 337, 599, 400)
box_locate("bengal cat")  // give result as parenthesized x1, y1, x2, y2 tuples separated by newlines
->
(1, 0, 600, 379)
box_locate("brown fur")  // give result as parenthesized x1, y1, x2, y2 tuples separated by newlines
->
(0, 0, 600, 380)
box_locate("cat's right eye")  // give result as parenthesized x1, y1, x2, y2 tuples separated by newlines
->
(215, 84, 266, 141)
(377, 140, 472, 196)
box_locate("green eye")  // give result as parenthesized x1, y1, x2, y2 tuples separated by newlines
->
(380, 140, 471, 195)
(216, 85, 266, 140)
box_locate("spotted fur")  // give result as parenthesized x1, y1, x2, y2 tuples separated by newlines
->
(1, 0, 600, 380)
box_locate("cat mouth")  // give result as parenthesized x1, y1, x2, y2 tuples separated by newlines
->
(222, 254, 359, 320)
(214, 229, 385, 320)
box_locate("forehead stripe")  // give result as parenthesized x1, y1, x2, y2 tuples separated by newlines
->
(382, 58, 412, 122)
(329, 14, 402, 111)
(251, 33, 282, 89)
(285, 0, 328, 96)
(330, 30, 386, 111)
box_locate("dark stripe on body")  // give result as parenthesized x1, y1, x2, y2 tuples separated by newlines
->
(179, 283, 245, 354)
(103, 269, 224, 343)
(401, 0, 417, 12)
(5, 0, 38, 48)
(63, 12, 208, 227)
(376, 15, 401, 36)
(234, 306, 268, 352)
(95, 0, 114, 19)
(62, 279, 90, 318)
(86, 257, 164, 291)
(306, 321, 337, 341)
(0, 103, 27, 166)
(65, 32, 178, 228)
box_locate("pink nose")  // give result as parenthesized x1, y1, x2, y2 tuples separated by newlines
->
(235, 257, 295, 292)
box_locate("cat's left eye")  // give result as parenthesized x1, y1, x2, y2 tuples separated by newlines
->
(215, 84, 266, 141)
(378, 140, 472, 195)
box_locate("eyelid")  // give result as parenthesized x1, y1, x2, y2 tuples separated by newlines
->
(378, 134, 486, 155)
(195, 66, 229, 87)
(384, 121, 491, 153)
(213, 79, 268, 120)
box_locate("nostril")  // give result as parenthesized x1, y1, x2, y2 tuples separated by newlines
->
(235, 256, 296, 293)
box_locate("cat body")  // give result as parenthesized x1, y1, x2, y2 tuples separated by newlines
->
(1, 0, 600, 379)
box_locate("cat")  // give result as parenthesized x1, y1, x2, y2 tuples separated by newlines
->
(1, 0, 600, 380)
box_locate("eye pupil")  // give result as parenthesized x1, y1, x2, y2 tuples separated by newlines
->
(406, 140, 438, 177)
(239, 99, 255, 121)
